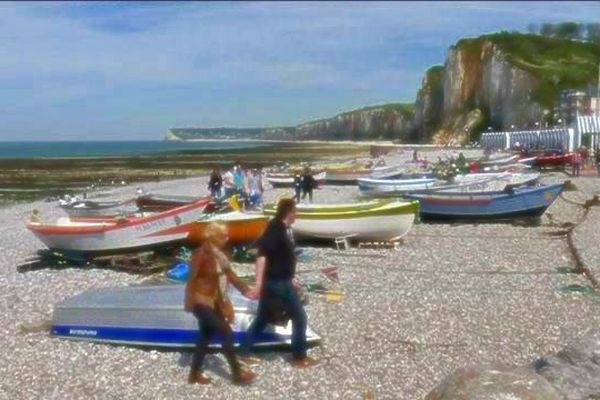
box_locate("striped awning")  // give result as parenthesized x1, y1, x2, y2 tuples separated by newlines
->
(577, 116, 600, 134)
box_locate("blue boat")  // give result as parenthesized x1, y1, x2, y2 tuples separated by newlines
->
(51, 285, 321, 349)
(405, 183, 564, 221)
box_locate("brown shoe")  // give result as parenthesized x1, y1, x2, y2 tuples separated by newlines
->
(289, 356, 319, 368)
(233, 369, 257, 385)
(188, 372, 211, 385)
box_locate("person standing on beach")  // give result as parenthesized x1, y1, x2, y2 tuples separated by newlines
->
(572, 151, 582, 177)
(595, 147, 600, 176)
(208, 168, 223, 198)
(293, 173, 302, 203)
(300, 167, 316, 203)
(242, 198, 318, 368)
(184, 223, 257, 385)
(233, 162, 247, 196)
(247, 169, 263, 207)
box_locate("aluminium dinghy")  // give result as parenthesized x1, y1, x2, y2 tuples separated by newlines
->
(51, 284, 321, 349)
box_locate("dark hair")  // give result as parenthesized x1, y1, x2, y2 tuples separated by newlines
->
(275, 198, 296, 220)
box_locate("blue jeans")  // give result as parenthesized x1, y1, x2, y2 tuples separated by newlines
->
(241, 280, 307, 359)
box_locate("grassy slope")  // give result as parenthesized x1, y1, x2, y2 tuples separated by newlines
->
(457, 32, 599, 110)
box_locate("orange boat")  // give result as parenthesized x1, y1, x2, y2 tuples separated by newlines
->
(188, 212, 268, 246)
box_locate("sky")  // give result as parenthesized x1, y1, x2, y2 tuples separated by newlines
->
(1, 1, 599, 141)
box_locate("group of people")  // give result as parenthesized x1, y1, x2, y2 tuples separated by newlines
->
(184, 198, 317, 385)
(570, 146, 600, 177)
(208, 162, 264, 207)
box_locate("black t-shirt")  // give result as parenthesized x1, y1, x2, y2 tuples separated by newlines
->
(256, 219, 296, 281)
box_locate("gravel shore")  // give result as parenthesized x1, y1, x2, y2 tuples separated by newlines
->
(2, 149, 600, 399)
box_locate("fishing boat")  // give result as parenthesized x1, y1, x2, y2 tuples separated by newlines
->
(59, 198, 138, 218)
(278, 200, 419, 241)
(263, 199, 394, 215)
(535, 152, 574, 167)
(190, 211, 268, 245)
(405, 182, 564, 221)
(367, 164, 408, 179)
(453, 172, 539, 187)
(26, 198, 212, 255)
(265, 172, 327, 188)
(51, 285, 321, 348)
(517, 156, 538, 166)
(479, 154, 519, 167)
(324, 163, 398, 185)
(136, 194, 205, 212)
(358, 177, 439, 196)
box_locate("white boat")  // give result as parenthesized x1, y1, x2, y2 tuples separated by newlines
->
(411, 172, 540, 194)
(454, 172, 539, 187)
(289, 200, 419, 241)
(59, 198, 138, 218)
(358, 177, 438, 195)
(265, 172, 326, 188)
(27, 198, 211, 255)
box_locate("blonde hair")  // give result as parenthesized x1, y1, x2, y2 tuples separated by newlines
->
(187, 222, 227, 247)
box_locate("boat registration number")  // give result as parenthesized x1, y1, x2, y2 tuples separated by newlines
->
(135, 219, 168, 233)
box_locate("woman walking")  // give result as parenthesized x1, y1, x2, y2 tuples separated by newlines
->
(184, 223, 257, 385)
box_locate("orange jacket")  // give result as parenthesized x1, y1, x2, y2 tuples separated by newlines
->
(184, 243, 248, 323)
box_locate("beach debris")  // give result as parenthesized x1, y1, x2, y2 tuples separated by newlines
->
(324, 290, 344, 302)
(363, 388, 375, 399)
(18, 320, 52, 334)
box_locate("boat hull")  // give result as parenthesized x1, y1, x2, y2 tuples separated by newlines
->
(535, 153, 573, 167)
(51, 285, 321, 349)
(60, 199, 138, 218)
(27, 199, 211, 255)
(136, 194, 205, 212)
(358, 178, 438, 196)
(266, 172, 326, 188)
(290, 201, 419, 241)
(406, 183, 563, 221)
(190, 212, 268, 245)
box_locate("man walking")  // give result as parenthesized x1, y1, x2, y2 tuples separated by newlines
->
(242, 198, 318, 368)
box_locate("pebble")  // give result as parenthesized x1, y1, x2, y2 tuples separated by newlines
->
(1, 150, 600, 399)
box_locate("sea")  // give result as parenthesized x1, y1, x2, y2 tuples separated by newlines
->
(0, 140, 271, 159)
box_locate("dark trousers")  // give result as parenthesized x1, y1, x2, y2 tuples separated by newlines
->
(241, 280, 307, 359)
(573, 163, 581, 177)
(294, 187, 301, 203)
(301, 188, 313, 202)
(190, 304, 241, 378)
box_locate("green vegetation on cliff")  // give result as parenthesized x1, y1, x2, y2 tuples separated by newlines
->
(340, 102, 415, 119)
(489, 32, 599, 109)
(456, 32, 599, 110)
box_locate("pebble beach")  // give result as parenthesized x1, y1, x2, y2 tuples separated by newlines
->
(2, 148, 600, 399)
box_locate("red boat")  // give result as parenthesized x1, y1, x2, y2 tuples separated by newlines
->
(534, 152, 574, 167)
(136, 194, 209, 212)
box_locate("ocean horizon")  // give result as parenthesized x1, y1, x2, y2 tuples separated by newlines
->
(0, 140, 272, 159)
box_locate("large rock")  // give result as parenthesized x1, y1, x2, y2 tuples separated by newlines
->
(425, 365, 562, 400)
(534, 332, 600, 399)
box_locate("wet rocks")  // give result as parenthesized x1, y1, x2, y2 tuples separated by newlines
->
(534, 332, 600, 400)
(425, 365, 562, 400)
